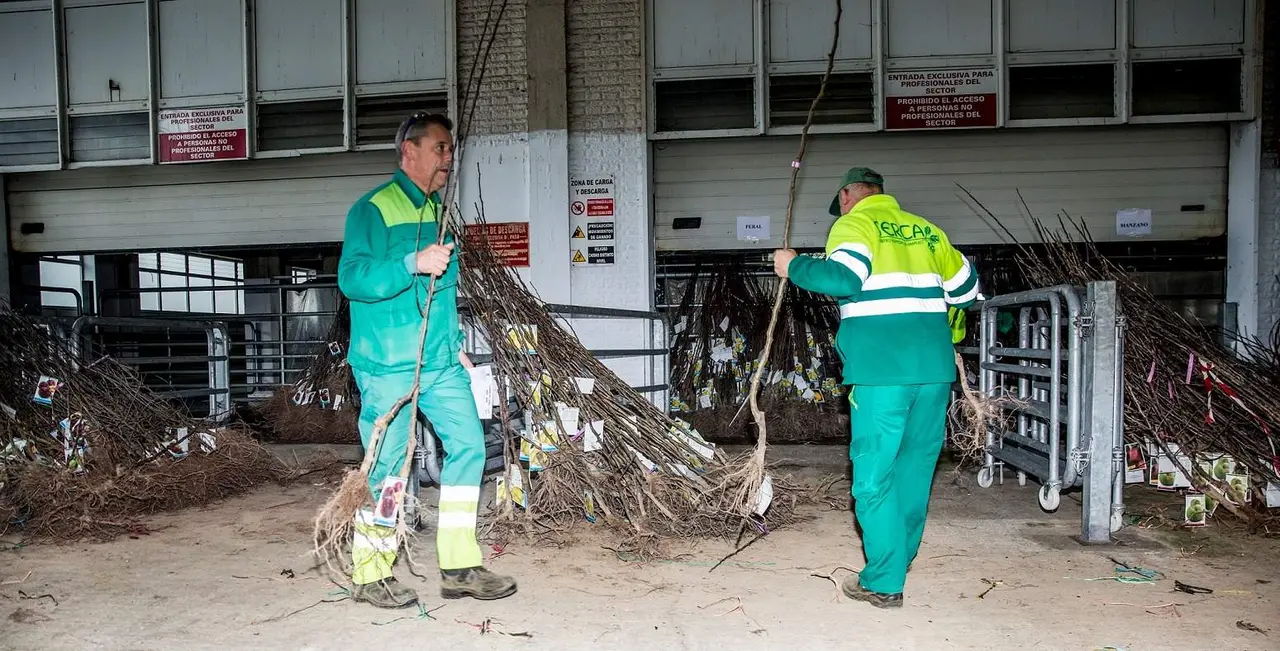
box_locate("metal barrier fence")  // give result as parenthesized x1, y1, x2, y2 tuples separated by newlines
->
(87, 278, 668, 413)
(67, 315, 232, 422)
(962, 280, 1125, 543)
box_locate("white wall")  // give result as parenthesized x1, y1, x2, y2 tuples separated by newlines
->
(1258, 158, 1280, 341)
(1227, 120, 1262, 342)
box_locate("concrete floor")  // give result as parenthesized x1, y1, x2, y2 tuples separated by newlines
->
(2, 451, 1277, 651)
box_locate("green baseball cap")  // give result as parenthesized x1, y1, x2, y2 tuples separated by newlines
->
(828, 167, 884, 216)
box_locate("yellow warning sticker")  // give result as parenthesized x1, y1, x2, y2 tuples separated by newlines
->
(572, 249, 587, 263)
(571, 226, 585, 238)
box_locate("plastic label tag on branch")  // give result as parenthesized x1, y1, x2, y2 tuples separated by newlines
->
(553, 403, 580, 439)
(497, 465, 527, 509)
(198, 431, 217, 452)
(468, 365, 499, 418)
(372, 476, 408, 528)
(630, 447, 658, 473)
(33, 375, 62, 406)
(583, 420, 604, 452)
(669, 425, 715, 462)
(519, 437, 549, 471)
(754, 475, 774, 516)
(574, 377, 595, 395)
(1184, 494, 1206, 527)
(506, 324, 538, 355)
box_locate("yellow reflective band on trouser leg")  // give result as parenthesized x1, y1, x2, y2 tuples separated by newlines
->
(437, 485, 483, 570)
(351, 508, 397, 585)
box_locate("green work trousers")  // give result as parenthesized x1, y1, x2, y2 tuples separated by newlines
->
(350, 364, 486, 584)
(848, 383, 949, 594)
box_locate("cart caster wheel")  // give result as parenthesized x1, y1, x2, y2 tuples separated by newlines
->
(1017, 471, 1027, 487)
(1038, 484, 1061, 511)
(977, 467, 995, 489)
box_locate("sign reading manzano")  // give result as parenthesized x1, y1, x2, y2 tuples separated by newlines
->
(884, 68, 998, 130)
(157, 106, 249, 164)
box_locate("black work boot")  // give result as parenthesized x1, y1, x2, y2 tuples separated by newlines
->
(440, 566, 518, 600)
(841, 575, 903, 609)
(352, 576, 419, 609)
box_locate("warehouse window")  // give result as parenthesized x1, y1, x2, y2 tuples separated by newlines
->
(138, 252, 245, 315)
(1008, 64, 1115, 120)
(655, 77, 755, 132)
(256, 100, 345, 152)
(354, 92, 449, 147)
(1132, 58, 1242, 116)
(68, 112, 149, 163)
(769, 73, 875, 127)
(38, 255, 86, 312)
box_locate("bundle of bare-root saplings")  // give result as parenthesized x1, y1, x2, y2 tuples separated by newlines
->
(667, 255, 847, 445)
(254, 299, 362, 445)
(457, 223, 796, 551)
(0, 306, 286, 541)
(998, 211, 1280, 530)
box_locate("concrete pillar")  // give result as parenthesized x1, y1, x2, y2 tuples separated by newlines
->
(525, 0, 570, 304)
(0, 174, 9, 306)
(1227, 119, 1262, 344)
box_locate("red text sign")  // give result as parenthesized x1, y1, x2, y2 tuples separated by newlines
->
(157, 106, 249, 163)
(465, 222, 530, 267)
(885, 68, 998, 130)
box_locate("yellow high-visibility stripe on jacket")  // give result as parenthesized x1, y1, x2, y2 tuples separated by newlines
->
(787, 193, 980, 386)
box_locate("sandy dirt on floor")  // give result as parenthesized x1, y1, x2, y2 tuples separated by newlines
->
(2, 463, 1278, 651)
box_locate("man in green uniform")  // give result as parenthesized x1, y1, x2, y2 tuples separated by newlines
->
(338, 111, 517, 608)
(772, 167, 979, 609)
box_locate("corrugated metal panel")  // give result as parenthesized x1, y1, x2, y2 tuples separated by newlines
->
(158, 0, 245, 99)
(653, 124, 1228, 251)
(7, 151, 396, 253)
(64, 2, 149, 105)
(0, 8, 56, 110)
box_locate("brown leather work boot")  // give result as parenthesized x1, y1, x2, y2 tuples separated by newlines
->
(352, 576, 419, 609)
(440, 566, 518, 600)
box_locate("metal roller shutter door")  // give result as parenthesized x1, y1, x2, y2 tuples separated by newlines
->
(6, 151, 395, 253)
(653, 124, 1227, 251)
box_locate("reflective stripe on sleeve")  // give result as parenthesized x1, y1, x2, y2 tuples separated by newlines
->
(840, 297, 948, 319)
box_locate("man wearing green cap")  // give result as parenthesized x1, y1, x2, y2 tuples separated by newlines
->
(772, 167, 979, 609)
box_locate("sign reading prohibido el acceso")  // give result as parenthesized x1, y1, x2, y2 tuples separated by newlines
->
(157, 106, 249, 164)
(884, 68, 997, 130)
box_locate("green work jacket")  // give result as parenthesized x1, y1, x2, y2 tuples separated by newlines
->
(787, 194, 979, 386)
(337, 169, 464, 375)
